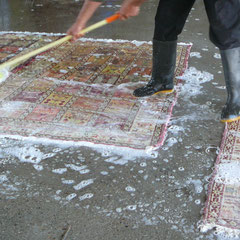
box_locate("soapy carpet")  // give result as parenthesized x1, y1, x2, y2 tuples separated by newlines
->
(202, 121, 240, 237)
(0, 32, 191, 150)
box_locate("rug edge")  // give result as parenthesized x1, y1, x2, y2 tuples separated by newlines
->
(201, 123, 233, 232)
(0, 31, 193, 46)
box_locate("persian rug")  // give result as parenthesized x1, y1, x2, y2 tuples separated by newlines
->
(0, 32, 191, 150)
(202, 121, 240, 236)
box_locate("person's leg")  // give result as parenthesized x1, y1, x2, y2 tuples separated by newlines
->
(204, 0, 240, 122)
(153, 0, 195, 42)
(133, 0, 195, 97)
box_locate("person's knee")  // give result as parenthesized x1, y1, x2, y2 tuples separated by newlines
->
(206, 0, 240, 50)
(209, 28, 240, 50)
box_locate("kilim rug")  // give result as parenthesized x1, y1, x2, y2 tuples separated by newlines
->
(202, 121, 240, 236)
(0, 32, 191, 150)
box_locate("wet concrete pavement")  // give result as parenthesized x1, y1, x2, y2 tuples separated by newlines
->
(0, 0, 231, 240)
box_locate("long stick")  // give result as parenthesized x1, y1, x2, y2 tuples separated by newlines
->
(0, 13, 120, 71)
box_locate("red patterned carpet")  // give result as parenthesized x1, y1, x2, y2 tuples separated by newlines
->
(202, 121, 240, 236)
(0, 32, 191, 150)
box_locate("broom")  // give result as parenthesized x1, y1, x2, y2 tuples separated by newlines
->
(0, 13, 120, 81)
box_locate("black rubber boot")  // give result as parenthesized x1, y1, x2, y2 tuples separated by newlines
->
(220, 47, 240, 122)
(133, 39, 177, 97)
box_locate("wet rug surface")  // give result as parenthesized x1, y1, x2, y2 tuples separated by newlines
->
(202, 121, 240, 236)
(0, 32, 191, 150)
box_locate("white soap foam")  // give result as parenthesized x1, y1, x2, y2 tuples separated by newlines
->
(168, 125, 185, 134)
(0, 134, 158, 165)
(4, 145, 55, 164)
(195, 199, 201, 205)
(52, 168, 67, 174)
(65, 164, 87, 172)
(33, 165, 43, 171)
(66, 193, 77, 201)
(62, 179, 75, 185)
(73, 179, 94, 191)
(166, 137, 178, 147)
(48, 57, 59, 63)
(178, 167, 185, 172)
(186, 178, 204, 194)
(0, 175, 8, 183)
(79, 169, 90, 174)
(140, 162, 147, 167)
(178, 67, 214, 99)
(214, 161, 240, 185)
(0, 101, 30, 114)
(214, 53, 221, 59)
(126, 205, 137, 211)
(190, 52, 202, 58)
(79, 193, 94, 201)
(56, 190, 62, 195)
(125, 186, 136, 192)
(59, 69, 68, 73)
(116, 208, 122, 213)
(200, 223, 240, 239)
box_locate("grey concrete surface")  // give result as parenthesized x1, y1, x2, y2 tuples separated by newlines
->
(0, 0, 233, 239)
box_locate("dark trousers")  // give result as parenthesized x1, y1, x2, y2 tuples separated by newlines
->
(154, 0, 240, 50)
